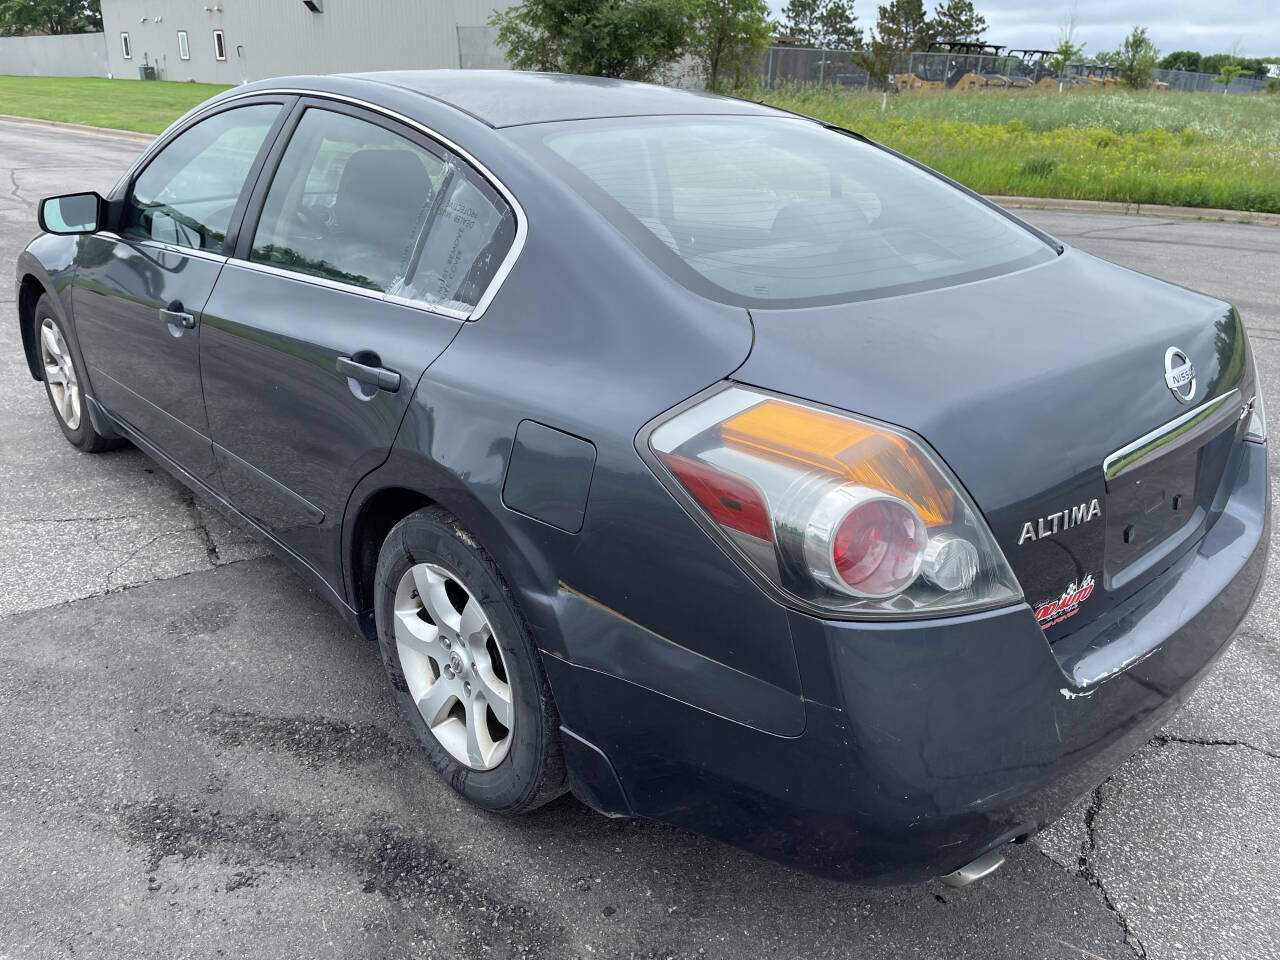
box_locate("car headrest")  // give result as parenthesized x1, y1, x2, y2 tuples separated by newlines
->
(770, 197, 868, 247)
(335, 149, 434, 259)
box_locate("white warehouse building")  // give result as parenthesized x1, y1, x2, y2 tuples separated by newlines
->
(100, 0, 515, 84)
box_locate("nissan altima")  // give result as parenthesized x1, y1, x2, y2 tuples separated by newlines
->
(16, 71, 1268, 885)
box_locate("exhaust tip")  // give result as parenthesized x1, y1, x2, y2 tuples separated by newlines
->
(940, 850, 1006, 888)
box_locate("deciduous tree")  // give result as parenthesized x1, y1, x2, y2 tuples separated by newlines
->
(0, 0, 100, 36)
(1112, 25, 1159, 88)
(691, 0, 773, 90)
(1159, 50, 1201, 72)
(490, 0, 693, 81)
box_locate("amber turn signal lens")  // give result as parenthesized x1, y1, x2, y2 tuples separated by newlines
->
(719, 400, 955, 526)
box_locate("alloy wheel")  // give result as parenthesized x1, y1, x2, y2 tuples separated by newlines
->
(39, 317, 81, 430)
(393, 562, 514, 770)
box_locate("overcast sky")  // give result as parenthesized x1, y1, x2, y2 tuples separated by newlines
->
(772, 1, 1280, 60)
(973, 0, 1279, 60)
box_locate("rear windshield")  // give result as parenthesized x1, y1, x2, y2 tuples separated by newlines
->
(516, 116, 1055, 308)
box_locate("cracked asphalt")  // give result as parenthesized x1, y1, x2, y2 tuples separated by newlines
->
(1, 117, 1278, 960)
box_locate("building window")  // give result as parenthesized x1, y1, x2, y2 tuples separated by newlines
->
(213, 29, 227, 62)
(177, 30, 190, 61)
(120, 32, 132, 60)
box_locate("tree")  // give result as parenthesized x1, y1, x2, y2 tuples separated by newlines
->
(1214, 40, 1245, 93)
(1046, 4, 1083, 75)
(490, 0, 693, 81)
(1112, 25, 1159, 87)
(873, 0, 931, 52)
(1047, 37, 1084, 76)
(0, 0, 100, 35)
(931, 0, 985, 43)
(691, 0, 772, 91)
(780, 0, 862, 49)
(1159, 50, 1201, 72)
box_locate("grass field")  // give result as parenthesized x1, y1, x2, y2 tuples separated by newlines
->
(0, 76, 228, 134)
(751, 85, 1280, 213)
(1, 75, 1277, 212)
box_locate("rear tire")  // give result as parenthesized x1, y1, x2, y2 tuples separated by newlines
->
(34, 295, 121, 453)
(374, 505, 566, 813)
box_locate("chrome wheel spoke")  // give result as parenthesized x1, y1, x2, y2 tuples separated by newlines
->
(459, 597, 489, 648)
(474, 664, 512, 729)
(414, 565, 461, 635)
(465, 698, 491, 767)
(417, 678, 456, 727)
(44, 363, 66, 385)
(41, 324, 62, 360)
(394, 608, 444, 661)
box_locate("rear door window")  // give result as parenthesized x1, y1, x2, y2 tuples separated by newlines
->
(249, 107, 515, 313)
(524, 116, 1054, 308)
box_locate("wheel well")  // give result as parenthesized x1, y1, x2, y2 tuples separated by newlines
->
(350, 487, 437, 613)
(17, 274, 46, 380)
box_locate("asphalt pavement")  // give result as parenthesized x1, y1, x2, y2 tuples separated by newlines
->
(1, 116, 1278, 960)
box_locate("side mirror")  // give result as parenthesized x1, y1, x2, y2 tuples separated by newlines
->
(38, 192, 104, 235)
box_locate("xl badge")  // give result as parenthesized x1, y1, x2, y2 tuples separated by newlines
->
(1018, 499, 1101, 545)
(1035, 573, 1095, 628)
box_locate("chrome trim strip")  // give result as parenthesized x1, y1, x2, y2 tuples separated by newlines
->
(168, 85, 528, 322)
(98, 231, 230, 264)
(226, 258, 472, 322)
(1103, 388, 1241, 482)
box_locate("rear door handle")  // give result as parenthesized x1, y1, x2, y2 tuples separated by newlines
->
(160, 306, 196, 329)
(336, 355, 401, 393)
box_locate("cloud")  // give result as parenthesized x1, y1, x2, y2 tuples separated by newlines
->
(978, 0, 1279, 58)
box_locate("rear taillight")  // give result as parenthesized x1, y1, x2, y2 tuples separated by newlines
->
(645, 385, 1021, 618)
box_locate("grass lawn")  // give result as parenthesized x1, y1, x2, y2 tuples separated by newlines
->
(750, 85, 1280, 213)
(1, 75, 1278, 213)
(0, 76, 229, 134)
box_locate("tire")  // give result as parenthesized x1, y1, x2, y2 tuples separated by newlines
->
(374, 505, 566, 813)
(34, 295, 121, 453)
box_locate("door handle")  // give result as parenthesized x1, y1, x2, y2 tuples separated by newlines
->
(336, 355, 401, 393)
(159, 306, 196, 329)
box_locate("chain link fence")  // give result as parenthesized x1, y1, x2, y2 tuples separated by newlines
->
(1153, 67, 1267, 94)
(755, 45, 1271, 95)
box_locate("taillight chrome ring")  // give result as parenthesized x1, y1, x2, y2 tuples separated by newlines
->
(801, 485, 928, 599)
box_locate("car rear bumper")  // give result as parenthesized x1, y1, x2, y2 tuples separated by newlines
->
(545, 440, 1268, 884)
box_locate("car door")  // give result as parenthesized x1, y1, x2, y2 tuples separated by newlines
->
(199, 99, 517, 585)
(71, 98, 291, 484)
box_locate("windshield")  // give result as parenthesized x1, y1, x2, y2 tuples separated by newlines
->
(518, 116, 1055, 308)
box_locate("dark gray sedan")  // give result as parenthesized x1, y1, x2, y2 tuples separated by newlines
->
(16, 71, 1268, 885)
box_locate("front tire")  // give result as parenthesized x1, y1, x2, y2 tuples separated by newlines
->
(35, 296, 120, 453)
(374, 506, 566, 813)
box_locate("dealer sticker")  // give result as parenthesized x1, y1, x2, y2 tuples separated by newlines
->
(1035, 573, 1095, 628)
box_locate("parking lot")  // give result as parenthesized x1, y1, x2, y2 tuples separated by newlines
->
(1, 117, 1277, 960)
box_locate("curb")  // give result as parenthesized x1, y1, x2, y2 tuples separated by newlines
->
(988, 195, 1280, 228)
(0, 113, 155, 144)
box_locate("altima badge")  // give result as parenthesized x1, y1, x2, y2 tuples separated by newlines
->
(1164, 346, 1196, 404)
(1018, 499, 1101, 545)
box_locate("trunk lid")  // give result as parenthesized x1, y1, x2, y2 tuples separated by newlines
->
(733, 248, 1250, 639)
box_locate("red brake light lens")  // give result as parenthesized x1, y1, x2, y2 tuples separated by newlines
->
(658, 452, 773, 542)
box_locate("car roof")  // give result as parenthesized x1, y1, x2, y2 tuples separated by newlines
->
(338, 70, 782, 128)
